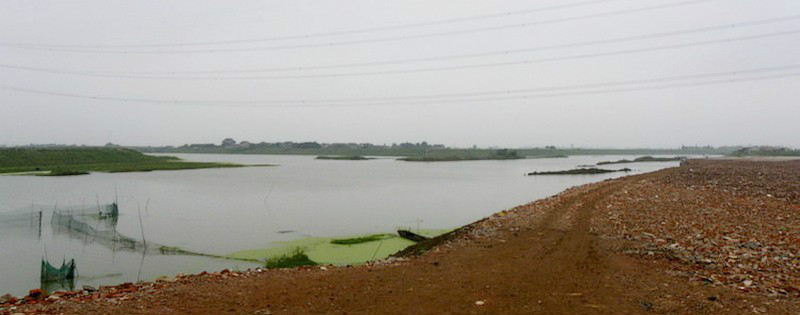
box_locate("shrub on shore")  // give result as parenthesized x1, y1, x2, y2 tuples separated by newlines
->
(265, 248, 317, 269)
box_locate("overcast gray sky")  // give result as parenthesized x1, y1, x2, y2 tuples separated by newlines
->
(1, 0, 798, 148)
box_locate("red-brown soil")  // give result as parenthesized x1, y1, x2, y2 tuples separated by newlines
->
(5, 159, 800, 314)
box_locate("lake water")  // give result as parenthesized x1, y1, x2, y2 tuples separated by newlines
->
(0, 154, 683, 296)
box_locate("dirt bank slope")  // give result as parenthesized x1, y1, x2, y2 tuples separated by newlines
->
(8, 159, 800, 314)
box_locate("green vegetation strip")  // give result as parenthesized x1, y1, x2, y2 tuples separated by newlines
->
(39, 170, 90, 176)
(528, 154, 568, 159)
(527, 168, 631, 175)
(315, 155, 372, 160)
(0, 147, 266, 175)
(399, 149, 524, 162)
(729, 146, 800, 157)
(227, 229, 450, 266)
(145, 140, 736, 157)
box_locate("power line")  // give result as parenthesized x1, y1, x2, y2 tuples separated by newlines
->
(4, 30, 796, 80)
(1, 0, 715, 54)
(5, 15, 795, 77)
(0, 0, 626, 48)
(1, 64, 797, 107)
(178, 31, 800, 80)
(347, 72, 800, 107)
(201, 64, 800, 103)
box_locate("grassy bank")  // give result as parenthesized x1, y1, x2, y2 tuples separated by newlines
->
(398, 149, 525, 162)
(527, 168, 631, 175)
(315, 155, 372, 160)
(0, 147, 254, 175)
(528, 154, 568, 159)
(399, 156, 525, 162)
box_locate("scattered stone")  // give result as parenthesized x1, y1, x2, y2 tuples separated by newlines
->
(156, 276, 175, 282)
(253, 308, 272, 315)
(741, 241, 761, 249)
(594, 159, 800, 295)
(27, 289, 44, 300)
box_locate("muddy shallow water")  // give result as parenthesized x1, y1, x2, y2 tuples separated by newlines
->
(0, 153, 684, 296)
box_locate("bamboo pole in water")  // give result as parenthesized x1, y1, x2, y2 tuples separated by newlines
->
(137, 203, 147, 249)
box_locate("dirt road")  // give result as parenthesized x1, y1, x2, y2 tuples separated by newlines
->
(9, 160, 800, 314)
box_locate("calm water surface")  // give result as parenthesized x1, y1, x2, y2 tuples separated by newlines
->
(0, 154, 683, 295)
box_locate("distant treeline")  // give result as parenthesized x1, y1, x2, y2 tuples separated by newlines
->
(132, 139, 740, 158)
(729, 146, 800, 157)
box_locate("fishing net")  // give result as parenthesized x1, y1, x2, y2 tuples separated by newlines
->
(50, 206, 206, 256)
(51, 209, 142, 252)
(100, 202, 119, 219)
(50, 204, 226, 262)
(0, 209, 42, 228)
(40, 277, 75, 293)
(40, 258, 76, 282)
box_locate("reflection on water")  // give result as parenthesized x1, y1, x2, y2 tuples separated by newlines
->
(41, 277, 75, 294)
(40, 258, 76, 293)
(0, 154, 685, 296)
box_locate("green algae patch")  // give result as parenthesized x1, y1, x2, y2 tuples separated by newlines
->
(227, 229, 450, 266)
(330, 234, 394, 245)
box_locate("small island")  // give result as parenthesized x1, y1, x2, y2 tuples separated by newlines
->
(399, 149, 525, 162)
(527, 168, 631, 175)
(597, 156, 684, 165)
(527, 154, 568, 159)
(0, 147, 256, 176)
(315, 155, 373, 160)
